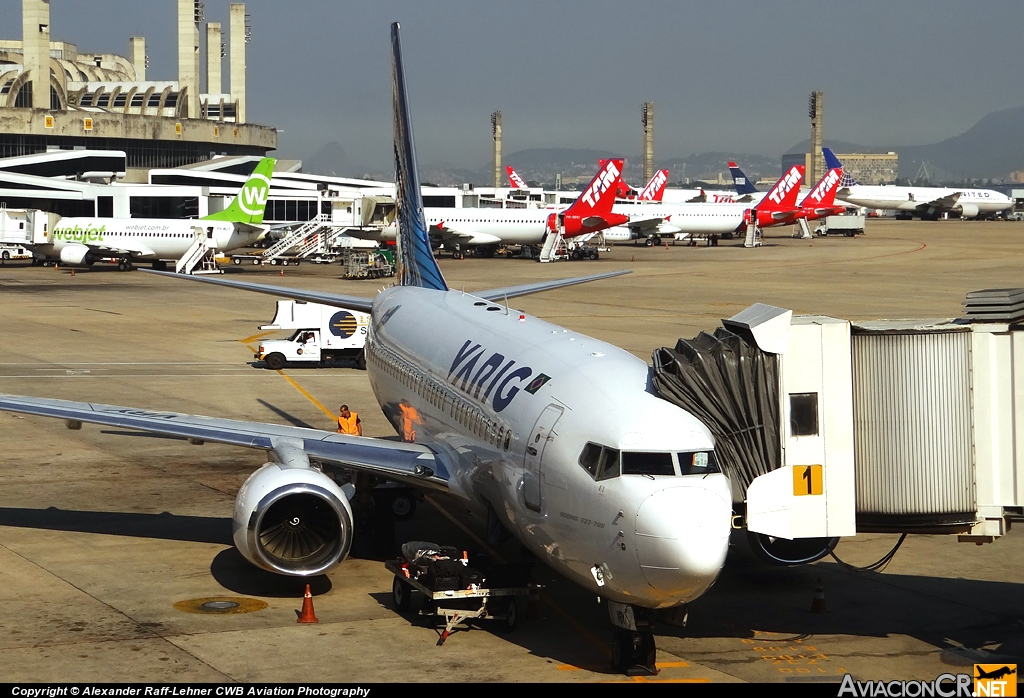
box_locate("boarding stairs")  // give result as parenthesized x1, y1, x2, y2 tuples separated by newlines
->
(175, 232, 221, 275)
(538, 229, 565, 262)
(261, 214, 331, 263)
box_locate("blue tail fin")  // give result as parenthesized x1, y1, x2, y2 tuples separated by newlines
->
(823, 148, 858, 186)
(391, 23, 447, 291)
(728, 161, 759, 195)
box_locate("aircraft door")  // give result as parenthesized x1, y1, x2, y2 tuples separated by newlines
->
(522, 404, 563, 513)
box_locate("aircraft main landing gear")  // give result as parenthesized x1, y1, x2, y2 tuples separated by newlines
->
(608, 600, 658, 676)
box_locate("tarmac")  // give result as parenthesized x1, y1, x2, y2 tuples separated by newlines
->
(0, 219, 1022, 683)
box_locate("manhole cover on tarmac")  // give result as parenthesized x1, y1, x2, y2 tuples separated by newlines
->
(173, 596, 268, 614)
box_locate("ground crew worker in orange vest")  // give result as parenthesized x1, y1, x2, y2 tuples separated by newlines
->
(337, 405, 362, 435)
(398, 399, 419, 442)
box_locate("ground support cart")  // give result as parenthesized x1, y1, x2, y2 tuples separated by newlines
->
(385, 552, 534, 646)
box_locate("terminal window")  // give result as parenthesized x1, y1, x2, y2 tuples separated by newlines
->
(789, 393, 819, 437)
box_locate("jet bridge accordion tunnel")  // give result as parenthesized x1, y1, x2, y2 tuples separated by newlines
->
(652, 293, 1024, 564)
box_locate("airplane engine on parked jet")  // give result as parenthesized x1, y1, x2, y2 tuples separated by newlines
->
(954, 203, 979, 219)
(59, 244, 98, 266)
(232, 462, 354, 576)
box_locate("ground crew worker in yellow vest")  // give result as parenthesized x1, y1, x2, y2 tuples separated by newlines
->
(337, 405, 362, 435)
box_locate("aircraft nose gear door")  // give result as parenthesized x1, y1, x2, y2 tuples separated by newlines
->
(522, 404, 563, 512)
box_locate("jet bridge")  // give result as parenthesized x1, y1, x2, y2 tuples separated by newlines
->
(653, 291, 1024, 558)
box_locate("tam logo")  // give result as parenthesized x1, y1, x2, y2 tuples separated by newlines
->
(582, 161, 621, 208)
(767, 166, 803, 205)
(509, 170, 528, 188)
(809, 170, 840, 202)
(640, 170, 668, 200)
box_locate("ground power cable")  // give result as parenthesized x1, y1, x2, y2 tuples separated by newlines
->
(828, 533, 908, 572)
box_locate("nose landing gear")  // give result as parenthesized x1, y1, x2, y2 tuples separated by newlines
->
(608, 600, 659, 676)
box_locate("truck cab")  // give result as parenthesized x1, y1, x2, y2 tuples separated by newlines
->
(254, 301, 369, 370)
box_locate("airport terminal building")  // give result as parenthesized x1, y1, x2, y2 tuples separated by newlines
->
(0, 0, 275, 174)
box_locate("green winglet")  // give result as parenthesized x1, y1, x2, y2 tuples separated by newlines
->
(202, 157, 276, 224)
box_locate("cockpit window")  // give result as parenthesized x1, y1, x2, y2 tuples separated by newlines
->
(579, 443, 620, 481)
(678, 450, 720, 475)
(621, 451, 674, 476)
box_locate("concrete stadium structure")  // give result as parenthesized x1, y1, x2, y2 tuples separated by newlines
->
(0, 0, 275, 173)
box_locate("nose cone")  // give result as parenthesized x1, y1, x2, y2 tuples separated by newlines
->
(635, 485, 731, 602)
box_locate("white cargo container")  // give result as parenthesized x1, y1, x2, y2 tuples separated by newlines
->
(255, 300, 369, 370)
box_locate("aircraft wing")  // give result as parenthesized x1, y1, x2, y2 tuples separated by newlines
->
(138, 269, 375, 313)
(0, 393, 449, 491)
(626, 216, 666, 234)
(475, 269, 631, 302)
(431, 223, 502, 246)
(918, 192, 961, 211)
(75, 240, 157, 257)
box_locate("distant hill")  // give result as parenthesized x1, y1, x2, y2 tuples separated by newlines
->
(785, 106, 1024, 181)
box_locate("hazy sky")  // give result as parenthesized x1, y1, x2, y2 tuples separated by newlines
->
(6, 1, 1023, 170)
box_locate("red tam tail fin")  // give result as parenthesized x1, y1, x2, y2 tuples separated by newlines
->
(561, 158, 629, 237)
(760, 165, 804, 211)
(639, 170, 669, 201)
(506, 166, 528, 189)
(801, 167, 842, 208)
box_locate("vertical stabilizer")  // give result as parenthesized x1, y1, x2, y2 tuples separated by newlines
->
(728, 161, 760, 196)
(506, 166, 528, 189)
(801, 166, 843, 208)
(760, 165, 805, 211)
(391, 23, 448, 291)
(639, 169, 670, 201)
(201, 157, 275, 224)
(823, 148, 858, 187)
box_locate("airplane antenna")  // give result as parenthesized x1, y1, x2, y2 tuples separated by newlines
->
(503, 294, 510, 315)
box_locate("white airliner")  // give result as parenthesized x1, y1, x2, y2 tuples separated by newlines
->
(375, 159, 629, 257)
(602, 164, 807, 245)
(0, 25, 746, 673)
(32, 158, 275, 271)
(825, 149, 1013, 220)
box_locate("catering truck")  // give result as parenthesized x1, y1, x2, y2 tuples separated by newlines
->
(255, 300, 369, 370)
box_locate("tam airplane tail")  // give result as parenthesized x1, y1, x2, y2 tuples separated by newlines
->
(638, 170, 670, 201)
(599, 158, 637, 198)
(559, 159, 630, 237)
(728, 161, 759, 196)
(506, 166, 528, 189)
(759, 165, 805, 212)
(801, 166, 843, 209)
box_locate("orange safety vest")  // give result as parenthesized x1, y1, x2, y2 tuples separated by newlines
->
(399, 403, 419, 442)
(337, 411, 360, 435)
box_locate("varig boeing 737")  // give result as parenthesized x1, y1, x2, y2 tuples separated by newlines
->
(0, 24, 789, 674)
(32, 158, 275, 271)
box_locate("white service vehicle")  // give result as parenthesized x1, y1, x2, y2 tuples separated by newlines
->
(815, 214, 865, 237)
(255, 300, 369, 370)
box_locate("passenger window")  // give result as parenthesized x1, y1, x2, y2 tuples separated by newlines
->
(621, 452, 675, 476)
(677, 451, 720, 475)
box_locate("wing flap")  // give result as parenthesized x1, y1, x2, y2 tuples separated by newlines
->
(0, 394, 449, 490)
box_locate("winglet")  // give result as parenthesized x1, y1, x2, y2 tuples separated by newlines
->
(391, 22, 447, 291)
(202, 157, 275, 224)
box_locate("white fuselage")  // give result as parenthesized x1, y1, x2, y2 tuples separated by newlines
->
(838, 186, 1012, 216)
(35, 217, 262, 261)
(602, 202, 757, 241)
(363, 286, 733, 608)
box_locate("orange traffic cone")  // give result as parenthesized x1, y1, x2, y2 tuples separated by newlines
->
(631, 255, 635, 262)
(70, 269, 75, 277)
(279, 269, 284, 276)
(810, 577, 827, 613)
(297, 584, 319, 623)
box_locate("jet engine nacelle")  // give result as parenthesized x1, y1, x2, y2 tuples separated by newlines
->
(59, 244, 98, 266)
(233, 462, 354, 576)
(955, 203, 979, 219)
